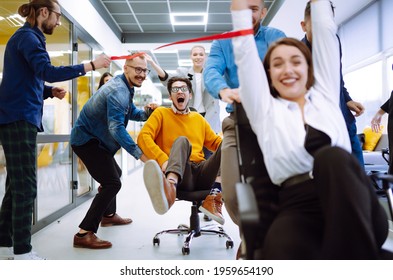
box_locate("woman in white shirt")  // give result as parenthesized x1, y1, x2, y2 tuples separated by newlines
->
(231, 0, 388, 259)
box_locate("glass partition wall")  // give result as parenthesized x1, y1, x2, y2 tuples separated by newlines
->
(0, 2, 128, 232)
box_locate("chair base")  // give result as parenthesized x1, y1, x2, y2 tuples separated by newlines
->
(152, 204, 234, 255)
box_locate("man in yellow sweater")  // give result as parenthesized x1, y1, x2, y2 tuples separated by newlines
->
(137, 77, 224, 224)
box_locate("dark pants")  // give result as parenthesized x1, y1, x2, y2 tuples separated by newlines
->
(387, 92, 393, 174)
(72, 139, 122, 233)
(348, 122, 364, 167)
(166, 136, 221, 192)
(262, 146, 388, 259)
(0, 121, 37, 254)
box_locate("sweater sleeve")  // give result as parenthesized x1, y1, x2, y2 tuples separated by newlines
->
(137, 108, 169, 166)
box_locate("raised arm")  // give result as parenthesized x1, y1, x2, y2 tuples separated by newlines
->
(311, 0, 340, 104)
(231, 2, 271, 126)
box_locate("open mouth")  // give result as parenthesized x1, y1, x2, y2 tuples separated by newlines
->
(177, 97, 185, 103)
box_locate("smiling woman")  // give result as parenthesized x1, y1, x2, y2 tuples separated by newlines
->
(231, 0, 389, 259)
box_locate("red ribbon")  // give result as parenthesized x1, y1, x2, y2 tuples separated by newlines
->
(110, 52, 146, 60)
(154, 28, 254, 50)
(109, 29, 254, 59)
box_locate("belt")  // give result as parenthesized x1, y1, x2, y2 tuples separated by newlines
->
(281, 171, 314, 188)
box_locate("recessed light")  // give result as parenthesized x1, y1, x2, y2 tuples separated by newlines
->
(170, 13, 208, 26)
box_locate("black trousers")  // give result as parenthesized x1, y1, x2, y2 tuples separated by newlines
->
(72, 139, 122, 233)
(262, 146, 388, 259)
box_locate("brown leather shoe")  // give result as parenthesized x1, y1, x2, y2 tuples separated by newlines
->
(199, 193, 225, 225)
(73, 232, 112, 249)
(143, 160, 176, 215)
(101, 213, 132, 227)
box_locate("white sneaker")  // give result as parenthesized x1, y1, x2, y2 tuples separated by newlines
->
(0, 247, 14, 260)
(14, 251, 46, 260)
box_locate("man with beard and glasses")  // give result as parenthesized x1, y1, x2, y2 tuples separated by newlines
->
(138, 77, 225, 225)
(203, 0, 285, 233)
(0, 0, 110, 260)
(71, 52, 158, 249)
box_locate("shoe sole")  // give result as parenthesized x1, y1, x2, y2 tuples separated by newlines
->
(73, 244, 112, 249)
(198, 206, 225, 225)
(143, 160, 169, 215)
(0, 256, 14, 260)
(100, 222, 132, 227)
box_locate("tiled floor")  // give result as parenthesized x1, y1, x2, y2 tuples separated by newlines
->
(30, 166, 241, 260)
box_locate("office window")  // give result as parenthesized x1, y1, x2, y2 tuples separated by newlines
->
(344, 61, 383, 132)
(339, 2, 379, 67)
(382, 0, 393, 50)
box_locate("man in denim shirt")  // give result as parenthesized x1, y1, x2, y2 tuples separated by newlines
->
(71, 52, 157, 249)
(0, 0, 110, 260)
(203, 0, 285, 229)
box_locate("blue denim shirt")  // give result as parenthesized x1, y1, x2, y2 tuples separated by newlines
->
(204, 24, 286, 113)
(70, 74, 148, 158)
(0, 23, 85, 131)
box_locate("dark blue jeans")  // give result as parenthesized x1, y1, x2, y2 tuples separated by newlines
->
(348, 121, 364, 167)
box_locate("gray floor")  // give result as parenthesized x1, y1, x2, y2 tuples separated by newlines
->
(29, 166, 393, 260)
(31, 166, 241, 260)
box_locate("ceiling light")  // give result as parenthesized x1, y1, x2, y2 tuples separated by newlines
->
(170, 13, 208, 26)
(152, 49, 178, 54)
(6, 14, 25, 27)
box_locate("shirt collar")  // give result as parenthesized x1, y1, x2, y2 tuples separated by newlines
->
(23, 22, 46, 42)
(254, 22, 263, 38)
(120, 73, 134, 95)
(171, 104, 190, 115)
(278, 92, 311, 109)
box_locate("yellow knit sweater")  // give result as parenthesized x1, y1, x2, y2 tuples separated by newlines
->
(137, 107, 222, 166)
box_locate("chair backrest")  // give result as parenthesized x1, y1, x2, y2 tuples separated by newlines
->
(375, 134, 388, 151)
(233, 103, 279, 259)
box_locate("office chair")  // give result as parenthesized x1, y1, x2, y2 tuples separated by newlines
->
(233, 103, 279, 260)
(152, 189, 234, 255)
(233, 103, 393, 259)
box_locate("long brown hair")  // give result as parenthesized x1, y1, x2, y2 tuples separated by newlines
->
(18, 0, 59, 27)
(263, 37, 315, 98)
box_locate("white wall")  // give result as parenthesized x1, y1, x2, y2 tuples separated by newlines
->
(58, 0, 123, 56)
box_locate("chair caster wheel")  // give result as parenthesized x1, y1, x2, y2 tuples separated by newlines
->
(182, 247, 190, 255)
(153, 237, 160, 246)
(226, 240, 234, 249)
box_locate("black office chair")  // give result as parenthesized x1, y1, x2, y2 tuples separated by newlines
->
(233, 103, 393, 259)
(233, 103, 279, 260)
(152, 189, 234, 255)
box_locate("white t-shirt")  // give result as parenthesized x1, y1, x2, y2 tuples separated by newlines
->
(192, 73, 205, 113)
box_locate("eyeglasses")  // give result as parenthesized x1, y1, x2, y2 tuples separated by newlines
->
(171, 86, 189, 93)
(125, 65, 151, 75)
(49, 9, 62, 20)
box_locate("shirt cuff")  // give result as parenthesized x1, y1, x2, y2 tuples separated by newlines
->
(231, 9, 252, 30)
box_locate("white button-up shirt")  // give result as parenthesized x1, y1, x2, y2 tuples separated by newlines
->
(232, 1, 351, 185)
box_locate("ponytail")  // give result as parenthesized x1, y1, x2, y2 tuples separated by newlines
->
(17, 0, 59, 27)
